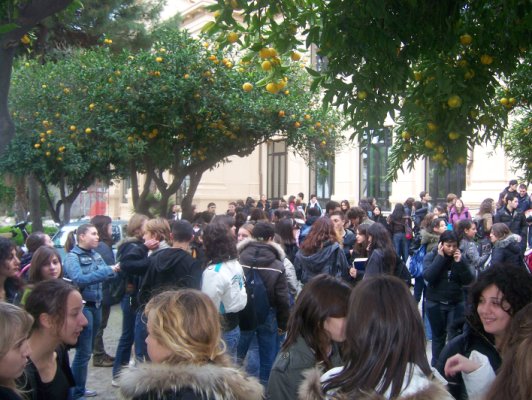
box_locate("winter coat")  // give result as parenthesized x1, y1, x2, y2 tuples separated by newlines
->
(413, 207, 429, 230)
(436, 320, 501, 400)
(283, 257, 302, 297)
(459, 238, 483, 272)
(420, 229, 440, 253)
(449, 207, 472, 225)
(422, 249, 474, 304)
(138, 247, 202, 307)
(63, 245, 115, 304)
(119, 362, 263, 400)
(237, 239, 290, 331)
(298, 364, 453, 400)
(364, 248, 393, 278)
(267, 336, 343, 400)
(494, 207, 527, 246)
(202, 259, 247, 315)
(517, 192, 531, 213)
(490, 234, 523, 268)
(116, 238, 150, 299)
(341, 229, 356, 263)
(3, 277, 22, 304)
(293, 242, 350, 285)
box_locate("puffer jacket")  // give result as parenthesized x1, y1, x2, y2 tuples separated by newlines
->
(298, 364, 453, 400)
(420, 229, 440, 253)
(119, 362, 263, 400)
(63, 245, 115, 303)
(202, 259, 247, 314)
(237, 239, 290, 331)
(490, 233, 523, 267)
(293, 242, 350, 284)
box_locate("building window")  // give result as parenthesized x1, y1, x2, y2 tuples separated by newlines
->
(267, 141, 287, 200)
(425, 161, 466, 205)
(359, 128, 392, 210)
(309, 156, 334, 202)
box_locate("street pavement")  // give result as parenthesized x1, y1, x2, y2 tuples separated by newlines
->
(84, 304, 122, 400)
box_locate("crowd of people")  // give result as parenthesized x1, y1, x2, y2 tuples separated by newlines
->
(1, 180, 531, 400)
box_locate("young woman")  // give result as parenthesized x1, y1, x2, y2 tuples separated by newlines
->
(0, 237, 22, 304)
(267, 275, 351, 400)
(23, 279, 88, 400)
(340, 200, 350, 216)
(112, 213, 152, 384)
(18, 232, 53, 279)
(485, 302, 532, 400)
(118, 289, 263, 400)
(387, 203, 409, 263)
(371, 205, 388, 227)
(489, 222, 523, 268)
(300, 275, 451, 399)
(449, 198, 472, 226)
(237, 222, 255, 243)
(201, 221, 247, 362)
(63, 223, 119, 399)
(0, 302, 32, 400)
(476, 198, 495, 237)
(274, 218, 299, 264)
(455, 219, 484, 274)
(20, 246, 63, 305)
(438, 264, 532, 399)
(294, 217, 351, 284)
(364, 222, 397, 278)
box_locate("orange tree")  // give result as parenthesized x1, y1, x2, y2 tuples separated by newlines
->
(4, 27, 343, 221)
(206, 0, 531, 179)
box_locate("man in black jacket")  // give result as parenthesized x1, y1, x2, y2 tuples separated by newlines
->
(423, 230, 474, 366)
(494, 192, 527, 252)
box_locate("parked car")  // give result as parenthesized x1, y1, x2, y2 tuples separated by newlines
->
(52, 219, 127, 260)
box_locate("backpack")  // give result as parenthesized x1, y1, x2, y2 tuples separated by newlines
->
(407, 244, 427, 278)
(239, 248, 271, 331)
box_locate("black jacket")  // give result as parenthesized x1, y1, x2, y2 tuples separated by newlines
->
(138, 248, 202, 307)
(422, 249, 474, 303)
(494, 207, 527, 248)
(436, 321, 501, 400)
(293, 242, 351, 284)
(490, 234, 524, 268)
(237, 239, 290, 331)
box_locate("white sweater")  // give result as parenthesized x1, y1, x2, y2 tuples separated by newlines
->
(202, 259, 247, 314)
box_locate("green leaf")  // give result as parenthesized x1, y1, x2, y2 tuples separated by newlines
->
(0, 23, 20, 34)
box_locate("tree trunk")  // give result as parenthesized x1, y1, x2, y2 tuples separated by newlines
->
(28, 174, 43, 231)
(13, 176, 28, 221)
(0, 46, 15, 155)
(62, 200, 72, 224)
(180, 171, 203, 221)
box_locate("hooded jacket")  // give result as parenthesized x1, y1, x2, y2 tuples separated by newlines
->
(138, 247, 202, 307)
(293, 242, 350, 284)
(298, 364, 453, 400)
(237, 238, 290, 331)
(420, 229, 440, 252)
(494, 207, 527, 246)
(119, 362, 263, 400)
(490, 233, 523, 267)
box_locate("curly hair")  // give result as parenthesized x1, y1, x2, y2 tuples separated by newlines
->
(0, 237, 16, 268)
(468, 264, 532, 335)
(300, 217, 339, 256)
(478, 198, 494, 216)
(203, 222, 237, 264)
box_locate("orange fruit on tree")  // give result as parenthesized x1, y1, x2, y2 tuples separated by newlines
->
(447, 95, 462, 109)
(242, 82, 253, 92)
(227, 32, 239, 43)
(459, 34, 473, 46)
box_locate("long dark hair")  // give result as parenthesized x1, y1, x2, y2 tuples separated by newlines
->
(389, 203, 405, 222)
(324, 276, 431, 397)
(455, 219, 474, 243)
(90, 215, 113, 246)
(353, 225, 369, 257)
(202, 221, 237, 264)
(274, 218, 296, 245)
(283, 275, 351, 369)
(367, 223, 396, 271)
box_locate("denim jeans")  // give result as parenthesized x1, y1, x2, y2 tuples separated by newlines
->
(93, 303, 111, 358)
(222, 325, 240, 364)
(112, 295, 137, 378)
(134, 308, 149, 362)
(426, 300, 465, 366)
(72, 304, 101, 399)
(393, 232, 409, 263)
(237, 309, 279, 386)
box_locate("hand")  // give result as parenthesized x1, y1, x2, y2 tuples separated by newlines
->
(144, 238, 159, 250)
(453, 248, 462, 262)
(437, 242, 444, 256)
(444, 354, 481, 377)
(112, 263, 120, 273)
(349, 267, 357, 278)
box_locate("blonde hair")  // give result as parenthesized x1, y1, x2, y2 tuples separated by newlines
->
(144, 289, 228, 366)
(126, 213, 149, 238)
(0, 303, 33, 391)
(145, 218, 171, 243)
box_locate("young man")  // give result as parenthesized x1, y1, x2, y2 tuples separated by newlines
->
(306, 194, 322, 215)
(420, 191, 433, 212)
(517, 183, 531, 213)
(423, 231, 474, 366)
(494, 192, 527, 251)
(207, 202, 216, 214)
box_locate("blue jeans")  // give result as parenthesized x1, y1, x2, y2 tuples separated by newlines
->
(112, 295, 137, 378)
(426, 300, 465, 366)
(222, 325, 240, 364)
(134, 308, 149, 362)
(393, 232, 409, 263)
(72, 304, 101, 399)
(237, 309, 279, 386)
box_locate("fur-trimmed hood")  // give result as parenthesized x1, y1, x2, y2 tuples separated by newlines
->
(119, 362, 263, 400)
(298, 365, 453, 400)
(493, 233, 521, 249)
(237, 237, 286, 263)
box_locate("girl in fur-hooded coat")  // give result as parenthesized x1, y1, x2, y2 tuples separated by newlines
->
(118, 289, 263, 400)
(297, 275, 453, 400)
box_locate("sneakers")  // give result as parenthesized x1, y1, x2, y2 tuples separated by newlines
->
(111, 379, 120, 388)
(92, 354, 114, 367)
(84, 389, 97, 397)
